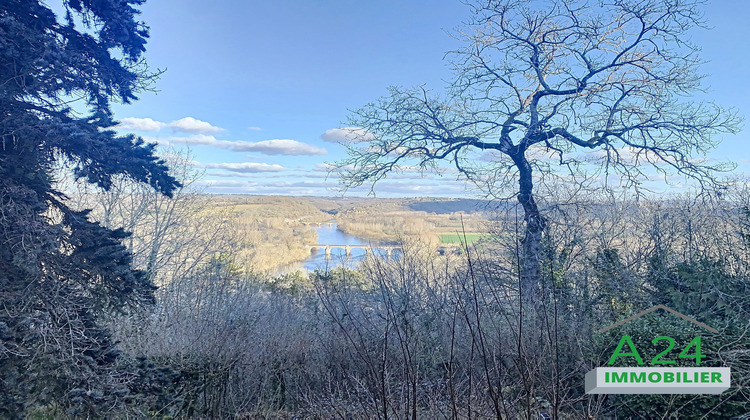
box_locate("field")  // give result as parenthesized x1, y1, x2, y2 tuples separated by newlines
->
(439, 233, 484, 244)
(334, 197, 491, 244)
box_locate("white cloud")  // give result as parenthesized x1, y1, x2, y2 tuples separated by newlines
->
(117, 117, 164, 131)
(291, 171, 336, 179)
(200, 180, 259, 188)
(116, 117, 223, 133)
(168, 117, 223, 133)
(202, 162, 287, 173)
(237, 139, 327, 155)
(207, 171, 265, 178)
(345, 179, 472, 196)
(576, 146, 679, 167)
(320, 127, 376, 143)
(149, 134, 213, 147)
(248, 126, 263, 131)
(193, 173, 475, 197)
(314, 163, 337, 172)
(151, 135, 327, 155)
(261, 180, 335, 188)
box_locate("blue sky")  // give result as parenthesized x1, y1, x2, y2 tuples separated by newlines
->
(106, 0, 750, 197)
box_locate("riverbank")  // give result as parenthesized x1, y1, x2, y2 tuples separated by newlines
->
(210, 195, 492, 272)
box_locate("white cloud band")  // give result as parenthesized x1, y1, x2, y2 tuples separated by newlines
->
(150, 135, 327, 156)
(202, 162, 286, 173)
(320, 127, 376, 143)
(117, 117, 224, 133)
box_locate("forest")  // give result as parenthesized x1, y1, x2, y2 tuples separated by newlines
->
(36, 179, 750, 418)
(8, 148, 750, 417)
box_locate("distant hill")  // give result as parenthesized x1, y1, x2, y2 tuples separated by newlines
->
(406, 198, 495, 214)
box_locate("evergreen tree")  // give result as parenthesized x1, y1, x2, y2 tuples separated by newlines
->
(0, 0, 178, 416)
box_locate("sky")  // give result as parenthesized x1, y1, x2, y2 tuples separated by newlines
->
(97, 0, 750, 197)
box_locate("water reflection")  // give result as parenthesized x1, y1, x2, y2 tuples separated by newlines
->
(303, 221, 397, 270)
(271, 221, 401, 275)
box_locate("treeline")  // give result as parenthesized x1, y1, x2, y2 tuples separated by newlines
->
(222, 196, 328, 271)
(336, 212, 437, 243)
(68, 160, 337, 275)
(336, 206, 488, 244)
(42, 187, 749, 418)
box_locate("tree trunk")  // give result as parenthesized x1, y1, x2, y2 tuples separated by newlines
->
(511, 152, 546, 302)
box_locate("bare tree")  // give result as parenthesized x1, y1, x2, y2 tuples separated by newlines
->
(66, 147, 239, 286)
(336, 0, 740, 300)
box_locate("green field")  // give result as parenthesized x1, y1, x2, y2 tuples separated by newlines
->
(439, 233, 484, 244)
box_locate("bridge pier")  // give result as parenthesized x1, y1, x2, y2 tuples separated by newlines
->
(308, 244, 412, 260)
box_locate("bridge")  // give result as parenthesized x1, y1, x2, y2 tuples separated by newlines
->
(298, 221, 335, 227)
(306, 244, 462, 259)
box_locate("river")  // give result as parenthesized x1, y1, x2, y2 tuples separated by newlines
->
(302, 221, 398, 270)
(274, 221, 398, 274)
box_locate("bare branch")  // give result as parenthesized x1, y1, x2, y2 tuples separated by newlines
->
(334, 0, 740, 298)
